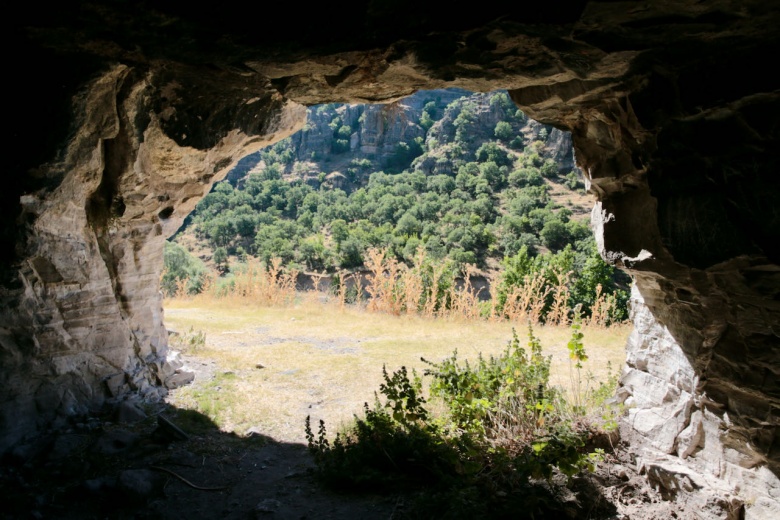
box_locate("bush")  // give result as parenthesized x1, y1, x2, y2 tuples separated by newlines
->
(540, 159, 559, 178)
(494, 121, 513, 141)
(540, 219, 570, 251)
(162, 241, 207, 296)
(564, 171, 584, 190)
(508, 167, 543, 188)
(306, 325, 611, 517)
(509, 136, 525, 150)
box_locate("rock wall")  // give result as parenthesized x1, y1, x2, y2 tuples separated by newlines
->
(512, 68, 780, 517)
(4, 1, 779, 517)
(0, 62, 305, 449)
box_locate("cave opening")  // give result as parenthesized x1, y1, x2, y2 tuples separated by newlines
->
(159, 87, 634, 450)
(3, 2, 779, 517)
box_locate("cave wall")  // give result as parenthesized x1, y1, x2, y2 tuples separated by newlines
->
(1, 61, 306, 448)
(513, 81, 779, 515)
(3, 1, 778, 516)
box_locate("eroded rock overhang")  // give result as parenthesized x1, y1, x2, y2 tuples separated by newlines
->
(3, 1, 778, 517)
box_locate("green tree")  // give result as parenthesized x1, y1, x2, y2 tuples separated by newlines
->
(540, 219, 570, 252)
(541, 159, 559, 178)
(213, 247, 229, 272)
(298, 234, 330, 271)
(330, 219, 349, 248)
(261, 162, 283, 181)
(339, 236, 364, 269)
(162, 242, 207, 295)
(494, 121, 513, 141)
(476, 142, 511, 167)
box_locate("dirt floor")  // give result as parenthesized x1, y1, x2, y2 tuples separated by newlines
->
(1, 341, 697, 520)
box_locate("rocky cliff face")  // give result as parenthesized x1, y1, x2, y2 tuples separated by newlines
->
(5, 2, 779, 517)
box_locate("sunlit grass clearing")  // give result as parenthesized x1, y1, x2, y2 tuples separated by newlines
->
(164, 294, 630, 443)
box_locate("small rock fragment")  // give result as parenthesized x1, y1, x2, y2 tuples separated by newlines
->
(118, 469, 164, 499)
(95, 430, 140, 455)
(154, 414, 190, 442)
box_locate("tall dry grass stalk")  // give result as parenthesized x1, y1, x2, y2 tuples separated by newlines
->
(546, 268, 571, 326)
(588, 284, 620, 328)
(423, 260, 447, 319)
(164, 247, 626, 329)
(171, 258, 298, 307)
(174, 275, 189, 299)
(499, 273, 551, 324)
(447, 264, 484, 320)
(364, 248, 404, 315)
(400, 248, 426, 315)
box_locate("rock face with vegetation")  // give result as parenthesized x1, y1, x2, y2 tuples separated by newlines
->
(171, 89, 610, 311)
(4, 2, 779, 517)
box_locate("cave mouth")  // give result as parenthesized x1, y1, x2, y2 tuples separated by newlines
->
(158, 85, 637, 441)
(4, 2, 780, 516)
(161, 87, 619, 317)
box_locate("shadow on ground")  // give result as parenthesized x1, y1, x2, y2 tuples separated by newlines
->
(0, 401, 400, 520)
(1, 400, 662, 519)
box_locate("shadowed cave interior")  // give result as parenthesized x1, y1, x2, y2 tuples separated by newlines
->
(1, 1, 778, 518)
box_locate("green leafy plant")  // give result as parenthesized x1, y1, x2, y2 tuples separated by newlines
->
(305, 324, 615, 517)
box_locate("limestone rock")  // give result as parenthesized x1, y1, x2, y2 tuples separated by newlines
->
(115, 401, 148, 424)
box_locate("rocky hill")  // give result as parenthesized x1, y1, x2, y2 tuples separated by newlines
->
(167, 89, 613, 307)
(224, 90, 580, 192)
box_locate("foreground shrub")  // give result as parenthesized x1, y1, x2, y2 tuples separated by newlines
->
(305, 323, 615, 517)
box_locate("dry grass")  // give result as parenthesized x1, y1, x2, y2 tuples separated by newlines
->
(163, 295, 630, 444)
(169, 247, 625, 327)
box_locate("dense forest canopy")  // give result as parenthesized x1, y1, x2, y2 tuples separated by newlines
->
(166, 90, 630, 321)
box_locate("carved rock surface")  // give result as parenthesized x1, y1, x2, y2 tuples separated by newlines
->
(4, 2, 779, 517)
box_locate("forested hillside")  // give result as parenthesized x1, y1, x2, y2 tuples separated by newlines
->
(165, 90, 630, 321)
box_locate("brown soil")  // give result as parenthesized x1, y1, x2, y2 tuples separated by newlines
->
(0, 347, 687, 520)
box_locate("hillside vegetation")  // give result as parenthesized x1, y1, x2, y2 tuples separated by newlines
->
(166, 90, 630, 323)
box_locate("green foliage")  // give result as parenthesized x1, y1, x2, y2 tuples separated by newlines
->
(422, 325, 552, 435)
(213, 246, 229, 272)
(489, 91, 513, 111)
(475, 142, 512, 167)
(306, 326, 613, 517)
(510, 135, 525, 150)
(305, 365, 457, 491)
(387, 139, 424, 172)
(508, 167, 543, 188)
(174, 89, 628, 320)
(567, 310, 587, 369)
(494, 241, 629, 323)
(162, 242, 207, 295)
(540, 219, 570, 251)
(540, 159, 559, 178)
(453, 102, 477, 142)
(494, 121, 513, 141)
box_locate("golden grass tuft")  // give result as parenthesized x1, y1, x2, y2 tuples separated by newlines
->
(165, 246, 627, 329)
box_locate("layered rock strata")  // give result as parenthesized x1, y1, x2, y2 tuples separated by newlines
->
(1, 62, 305, 449)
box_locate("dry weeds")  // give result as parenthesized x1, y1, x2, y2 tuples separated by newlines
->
(163, 296, 630, 444)
(168, 246, 626, 328)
